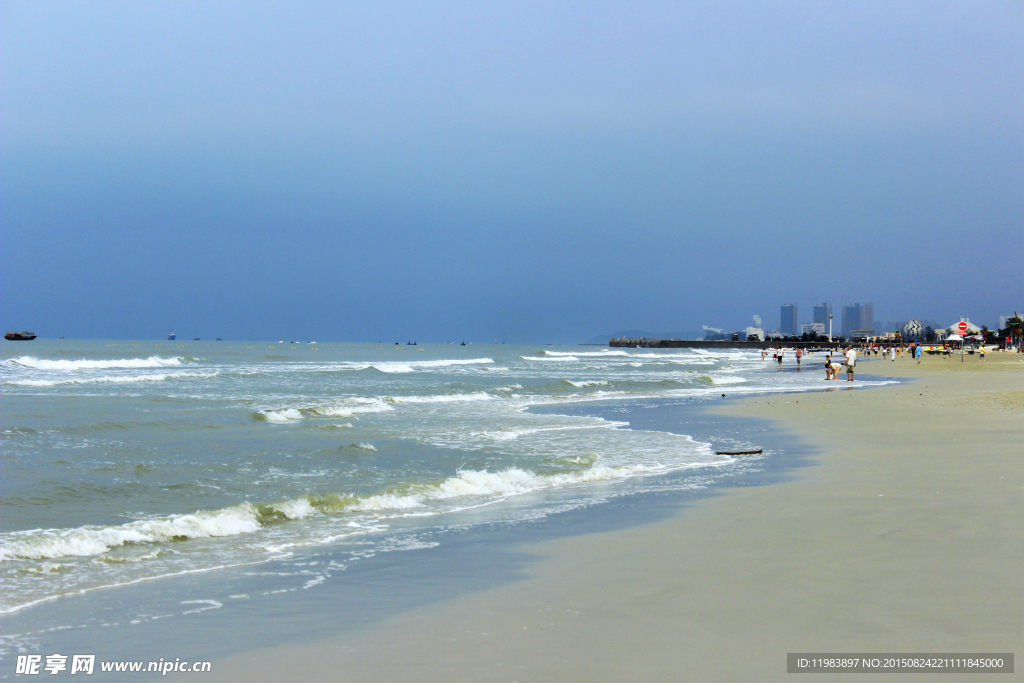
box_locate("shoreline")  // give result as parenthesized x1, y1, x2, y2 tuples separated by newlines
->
(199, 353, 1022, 682)
(1, 377, 821, 678)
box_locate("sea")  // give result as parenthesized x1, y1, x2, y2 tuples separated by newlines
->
(0, 340, 891, 675)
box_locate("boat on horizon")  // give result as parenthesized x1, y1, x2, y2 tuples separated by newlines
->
(5, 331, 37, 341)
(168, 330, 176, 340)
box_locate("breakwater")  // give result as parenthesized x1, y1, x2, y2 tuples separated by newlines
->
(609, 338, 840, 350)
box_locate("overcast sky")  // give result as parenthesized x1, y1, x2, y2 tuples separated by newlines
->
(3, 1, 1021, 342)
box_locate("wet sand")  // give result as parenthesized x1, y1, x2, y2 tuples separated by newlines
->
(204, 351, 1023, 682)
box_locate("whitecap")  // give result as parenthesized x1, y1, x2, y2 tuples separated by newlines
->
(7, 356, 187, 371)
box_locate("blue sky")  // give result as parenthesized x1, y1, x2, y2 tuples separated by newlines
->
(2, 1, 1021, 341)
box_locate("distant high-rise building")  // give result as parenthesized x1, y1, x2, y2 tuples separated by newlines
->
(862, 303, 874, 334)
(745, 315, 764, 341)
(841, 303, 874, 337)
(780, 304, 798, 336)
(813, 303, 832, 326)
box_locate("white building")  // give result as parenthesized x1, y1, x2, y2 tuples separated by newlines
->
(946, 318, 981, 335)
(801, 322, 825, 335)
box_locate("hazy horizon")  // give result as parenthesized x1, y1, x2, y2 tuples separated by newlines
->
(3, 1, 1021, 343)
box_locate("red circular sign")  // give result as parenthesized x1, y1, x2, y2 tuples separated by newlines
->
(957, 321, 969, 333)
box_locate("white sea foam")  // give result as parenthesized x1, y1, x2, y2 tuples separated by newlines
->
(370, 363, 416, 373)
(7, 371, 218, 387)
(476, 422, 628, 441)
(522, 356, 578, 362)
(0, 462, 660, 562)
(0, 504, 262, 560)
(261, 409, 303, 423)
(385, 391, 493, 404)
(7, 356, 187, 371)
(541, 350, 631, 357)
(564, 380, 609, 388)
(314, 398, 393, 417)
(711, 375, 748, 385)
(350, 443, 378, 451)
(365, 358, 494, 373)
(268, 498, 319, 520)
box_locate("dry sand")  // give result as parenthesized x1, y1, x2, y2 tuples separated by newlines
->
(206, 352, 1023, 682)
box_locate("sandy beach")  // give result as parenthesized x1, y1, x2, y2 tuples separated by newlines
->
(203, 351, 1023, 682)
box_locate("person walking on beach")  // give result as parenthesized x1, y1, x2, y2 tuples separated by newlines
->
(844, 345, 857, 381)
(761, 348, 766, 361)
(796, 347, 802, 367)
(916, 345, 922, 364)
(777, 349, 784, 366)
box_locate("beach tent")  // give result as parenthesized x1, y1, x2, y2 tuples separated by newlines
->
(946, 334, 963, 341)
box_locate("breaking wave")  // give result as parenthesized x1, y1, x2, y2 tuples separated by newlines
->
(363, 358, 494, 373)
(257, 409, 303, 423)
(385, 391, 493, 404)
(7, 371, 218, 387)
(5, 356, 188, 371)
(314, 398, 393, 417)
(0, 463, 662, 561)
(541, 350, 630, 357)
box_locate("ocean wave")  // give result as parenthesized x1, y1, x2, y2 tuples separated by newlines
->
(5, 356, 188, 371)
(385, 391, 493, 404)
(522, 356, 578, 362)
(711, 375, 748, 385)
(0, 463, 659, 561)
(476, 421, 628, 441)
(256, 409, 303, 423)
(364, 358, 494, 373)
(562, 379, 609, 388)
(6, 371, 218, 387)
(0, 503, 263, 560)
(541, 350, 631, 357)
(314, 398, 393, 417)
(339, 463, 656, 512)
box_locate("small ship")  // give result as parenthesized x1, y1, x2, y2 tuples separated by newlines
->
(5, 331, 37, 341)
(168, 330, 176, 340)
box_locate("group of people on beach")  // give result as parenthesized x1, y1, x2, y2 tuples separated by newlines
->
(822, 346, 858, 381)
(763, 345, 856, 380)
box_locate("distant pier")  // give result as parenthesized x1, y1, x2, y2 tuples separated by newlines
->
(609, 338, 840, 350)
